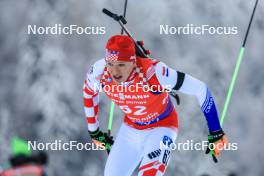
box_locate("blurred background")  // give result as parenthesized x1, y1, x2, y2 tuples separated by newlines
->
(0, 0, 263, 175)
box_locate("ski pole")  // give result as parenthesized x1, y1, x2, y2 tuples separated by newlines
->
(220, 0, 259, 125)
(106, 0, 129, 145)
(121, 0, 128, 35)
(212, 0, 259, 163)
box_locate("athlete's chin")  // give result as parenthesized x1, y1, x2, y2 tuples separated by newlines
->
(113, 79, 124, 84)
(113, 77, 127, 84)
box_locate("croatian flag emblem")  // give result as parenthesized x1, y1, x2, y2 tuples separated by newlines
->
(106, 50, 119, 61)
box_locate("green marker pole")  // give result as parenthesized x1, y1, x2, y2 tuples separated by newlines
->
(221, 0, 259, 126)
(211, 0, 259, 163)
(108, 102, 115, 135)
(221, 48, 244, 125)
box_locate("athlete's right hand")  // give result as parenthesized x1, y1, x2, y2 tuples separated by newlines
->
(89, 128, 114, 153)
(205, 129, 228, 162)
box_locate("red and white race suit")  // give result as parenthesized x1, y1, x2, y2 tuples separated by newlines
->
(83, 57, 209, 176)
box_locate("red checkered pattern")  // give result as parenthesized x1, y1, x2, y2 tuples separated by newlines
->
(105, 49, 136, 62)
(100, 67, 110, 86)
(136, 67, 150, 87)
(105, 50, 119, 62)
(83, 80, 99, 131)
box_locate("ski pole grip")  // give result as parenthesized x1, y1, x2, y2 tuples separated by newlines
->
(102, 8, 115, 18)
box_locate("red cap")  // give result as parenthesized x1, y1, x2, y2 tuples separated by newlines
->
(105, 35, 136, 62)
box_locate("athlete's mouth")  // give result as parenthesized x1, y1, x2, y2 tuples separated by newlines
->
(113, 75, 122, 81)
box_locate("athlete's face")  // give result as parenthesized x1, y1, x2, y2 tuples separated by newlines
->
(106, 60, 136, 83)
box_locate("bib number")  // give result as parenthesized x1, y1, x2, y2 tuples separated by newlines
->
(120, 105, 147, 116)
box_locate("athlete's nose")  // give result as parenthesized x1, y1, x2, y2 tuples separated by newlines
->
(112, 65, 121, 76)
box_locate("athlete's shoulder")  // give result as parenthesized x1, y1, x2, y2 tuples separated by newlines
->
(155, 61, 169, 76)
(135, 57, 161, 85)
(86, 58, 106, 78)
(85, 59, 106, 92)
(154, 61, 178, 88)
(136, 57, 160, 67)
(136, 57, 160, 76)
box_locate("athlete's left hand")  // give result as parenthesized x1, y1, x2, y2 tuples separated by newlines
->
(205, 129, 228, 162)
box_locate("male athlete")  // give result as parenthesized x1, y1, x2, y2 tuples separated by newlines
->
(83, 35, 228, 176)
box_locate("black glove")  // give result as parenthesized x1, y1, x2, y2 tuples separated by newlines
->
(205, 129, 228, 163)
(89, 129, 114, 153)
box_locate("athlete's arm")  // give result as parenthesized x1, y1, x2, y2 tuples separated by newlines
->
(155, 61, 221, 132)
(83, 59, 105, 132)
